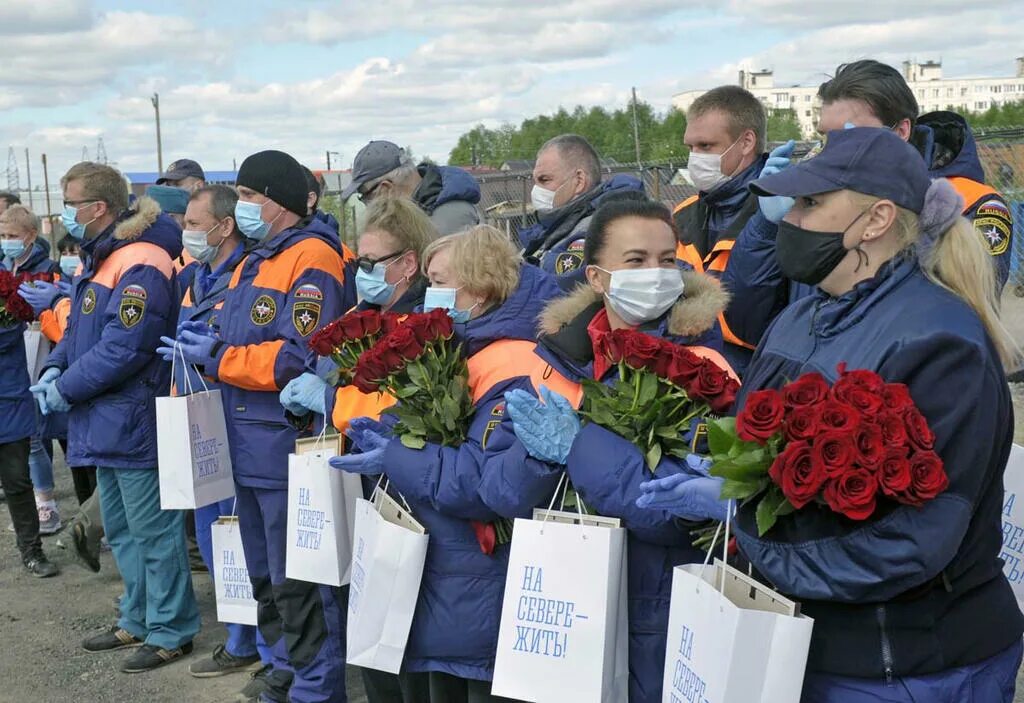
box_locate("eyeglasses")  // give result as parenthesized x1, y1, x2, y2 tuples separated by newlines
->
(63, 200, 99, 209)
(354, 250, 406, 273)
(357, 181, 385, 204)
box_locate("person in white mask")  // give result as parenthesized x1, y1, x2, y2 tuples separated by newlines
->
(519, 134, 645, 286)
(674, 85, 793, 375)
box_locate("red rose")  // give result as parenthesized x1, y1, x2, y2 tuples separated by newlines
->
(381, 312, 405, 334)
(836, 386, 884, 415)
(823, 469, 878, 520)
(784, 404, 820, 442)
(876, 410, 908, 447)
(812, 430, 859, 478)
(309, 319, 339, 355)
(900, 450, 948, 506)
(881, 383, 914, 412)
(425, 307, 454, 339)
(736, 389, 785, 443)
(878, 448, 912, 498)
(903, 407, 936, 451)
(689, 358, 731, 402)
(621, 331, 663, 371)
(402, 314, 437, 345)
(708, 377, 740, 414)
(0, 270, 17, 298)
(782, 372, 829, 408)
(385, 326, 424, 363)
(768, 441, 826, 510)
(854, 421, 885, 470)
(595, 330, 624, 366)
(352, 347, 388, 393)
(834, 363, 885, 394)
(339, 310, 382, 341)
(6, 295, 33, 322)
(666, 346, 702, 388)
(817, 399, 861, 433)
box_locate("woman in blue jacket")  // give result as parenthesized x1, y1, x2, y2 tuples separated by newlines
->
(499, 196, 736, 703)
(332, 225, 566, 703)
(640, 127, 1024, 702)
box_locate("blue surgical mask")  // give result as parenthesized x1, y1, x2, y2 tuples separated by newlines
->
(423, 285, 475, 323)
(59, 255, 81, 277)
(182, 224, 222, 264)
(355, 263, 397, 306)
(61, 202, 98, 241)
(1, 239, 25, 260)
(234, 200, 273, 240)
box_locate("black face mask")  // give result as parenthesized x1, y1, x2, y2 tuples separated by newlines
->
(775, 210, 870, 286)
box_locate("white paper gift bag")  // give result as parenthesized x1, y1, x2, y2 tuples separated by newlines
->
(661, 514, 814, 703)
(346, 484, 429, 674)
(211, 515, 258, 626)
(999, 443, 1024, 607)
(156, 362, 235, 509)
(285, 435, 363, 586)
(492, 476, 629, 703)
(23, 325, 50, 385)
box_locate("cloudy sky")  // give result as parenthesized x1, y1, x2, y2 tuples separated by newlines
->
(1, 0, 1022, 186)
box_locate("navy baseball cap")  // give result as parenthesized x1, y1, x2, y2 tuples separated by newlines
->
(749, 127, 931, 214)
(157, 158, 205, 184)
(341, 140, 406, 200)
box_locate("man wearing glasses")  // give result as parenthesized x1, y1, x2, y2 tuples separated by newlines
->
(341, 140, 481, 235)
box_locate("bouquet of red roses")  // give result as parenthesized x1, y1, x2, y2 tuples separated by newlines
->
(580, 328, 740, 472)
(308, 309, 403, 386)
(709, 364, 948, 535)
(0, 270, 48, 326)
(351, 308, 474, 449)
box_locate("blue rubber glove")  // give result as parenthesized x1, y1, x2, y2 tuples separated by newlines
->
(156, 329, 219, 367)
(29, 368, 61, 414)
(17, 281, 61, 317)
(348, 416, 391, 439)
(279, 372, 328, 416)
(504, 386, 581, 465)
(757, 140, 795, 224)
(38, 380, 71, 416)
(329, 429, 389, 475)
(177, 319, 216, 337)
(636, 472, 729, 522)
(56, 280, 72, 297)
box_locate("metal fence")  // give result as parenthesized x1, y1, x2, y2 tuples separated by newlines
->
(975, 127, 1024, 294)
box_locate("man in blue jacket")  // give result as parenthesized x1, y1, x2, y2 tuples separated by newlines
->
(518, 134, 646, 286)
(34, 161, 199, 672)
(342, 140, 481, 235)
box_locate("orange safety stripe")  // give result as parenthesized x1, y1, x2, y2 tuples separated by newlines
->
(40, 297, 71, 343)
(218, 339, 287, 391)
(331, 384, 397, 434)
(90, 242, 174, 289)
(174, 248, 196, 273)
(672, 195, 699, 215)
(946, 177, 998, 213)
(249, 238, 347, 293)
(466, 339, 584, 408)
(674, 241, 753, 350)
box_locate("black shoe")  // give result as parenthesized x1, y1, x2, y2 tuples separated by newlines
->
(237, 663, 273, 700)
(189, 644, 260, 678)
(23, 551, 58, 578)
(120, 642, 193, 673)
(70, 521, 101, 573)
(82, 625, 142, 652)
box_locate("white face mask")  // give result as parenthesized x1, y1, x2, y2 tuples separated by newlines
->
(687, 138, 741, 193)
(594, 266, 685, 326)
(530, 176, 572, 214)
(182, 223, 223, 264)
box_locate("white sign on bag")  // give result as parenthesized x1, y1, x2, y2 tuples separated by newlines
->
(23, 327, 50, 385)
(999, 443, 1024, 606)
(157, 389, 235, 509)
(211, 516, 258, 626)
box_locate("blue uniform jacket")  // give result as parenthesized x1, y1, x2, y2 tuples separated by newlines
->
(203, 216, 355, 489)
(508, 271, 730, 703)
(45, 197, 182, 469)
(373, 264, 564, 681)
(734, 256, 1023, 679)
(0, 321, 34, 445)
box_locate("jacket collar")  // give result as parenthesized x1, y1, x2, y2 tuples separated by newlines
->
(810, 255, 919, 338)
(701, 154, 767, 209)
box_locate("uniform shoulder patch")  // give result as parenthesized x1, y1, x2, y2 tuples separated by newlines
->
(118, 284, 147, 328)
(972, 198, 1012, 256)
(294, 284, 323, 301)
(292, 300, 322, 337)
(81, 288, 97, 315)
(250, 294, 277, 326)
(554, 251, 583, 275)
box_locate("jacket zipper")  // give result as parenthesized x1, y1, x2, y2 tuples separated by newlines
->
(875, 604, 895, 684)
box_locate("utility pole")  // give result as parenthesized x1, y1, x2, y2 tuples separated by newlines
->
(41, 154, 52, 217)
(326, 151, 340, 170)
(631, 87, 642, 167)
(151, 92, 163, 174)
(24, 148, 33, 209)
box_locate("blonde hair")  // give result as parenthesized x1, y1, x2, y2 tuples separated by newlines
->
(61, 162, 129, 212)
(422, 225, 522, 305)
(0, 204, 40, 234)
(860, 193, 1020, 368)
(362, 197, 438, 261)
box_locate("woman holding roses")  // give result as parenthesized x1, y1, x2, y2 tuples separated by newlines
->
(499, 196, 737, 702)
(332, 225, 571, 703)
(642, 128, 1023, 702)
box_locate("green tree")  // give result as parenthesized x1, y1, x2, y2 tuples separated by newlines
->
(766, 108, 802, 142)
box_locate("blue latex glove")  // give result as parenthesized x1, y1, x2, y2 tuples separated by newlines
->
(156, 329, 219, 367)
(177, 319, 216, 337)
(17, 281, 61, 317)
(757, 140, 795, 224)
(279, 372, 328, 416)
(503, 385, 581, 465)
(329, 428, 389, 475)
(56, 279, 72, 297)
(348, 416, 391, 438)
(29, 368, 61, 414)
(636, 472, 729, 522)
(36, 380, 71, 416)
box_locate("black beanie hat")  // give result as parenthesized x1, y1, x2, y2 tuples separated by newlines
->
(236, 150, 308, 217)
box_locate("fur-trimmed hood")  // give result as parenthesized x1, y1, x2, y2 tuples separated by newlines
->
(538, 268, 729, 339)
(86, 195, 184, 261)
(114, 195, 162, 241)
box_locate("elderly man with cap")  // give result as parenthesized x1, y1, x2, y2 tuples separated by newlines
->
(342, 140, 481, 235)
(159, 149, 356, 703)
(156, 158, 207, 193)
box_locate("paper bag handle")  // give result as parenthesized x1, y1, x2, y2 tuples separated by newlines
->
(698, 499, 734, 597)
(171, 341, 211, 397)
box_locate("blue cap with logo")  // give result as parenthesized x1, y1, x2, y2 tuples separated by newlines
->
(749, 127, 932, 214)
(156, 158, 205, 185)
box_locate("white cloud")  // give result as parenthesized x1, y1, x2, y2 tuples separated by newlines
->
(0, 0, 93, 35)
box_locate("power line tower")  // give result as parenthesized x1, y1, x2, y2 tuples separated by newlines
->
(6, 147, 19, 193)
(96, 137, 107, 165)
(82, 146, 90, 162)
